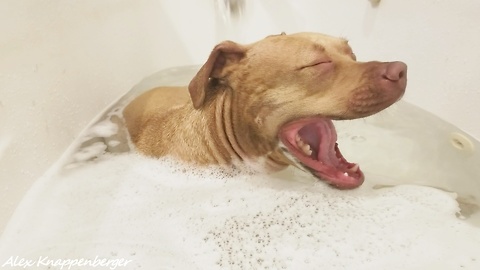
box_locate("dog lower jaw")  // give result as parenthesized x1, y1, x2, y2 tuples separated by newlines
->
(278, 117, 365, 189)
(279, 142, 364, 190)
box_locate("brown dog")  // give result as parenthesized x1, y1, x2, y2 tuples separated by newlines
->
(123, 32, 407, 189)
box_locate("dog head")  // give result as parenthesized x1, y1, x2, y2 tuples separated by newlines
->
(188, 32, 407, 189)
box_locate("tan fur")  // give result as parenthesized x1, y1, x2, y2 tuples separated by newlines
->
(123, 32, 406, 171)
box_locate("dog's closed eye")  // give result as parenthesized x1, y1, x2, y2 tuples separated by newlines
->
(297, 61, 333, 73)
(301, 61, 332, 68)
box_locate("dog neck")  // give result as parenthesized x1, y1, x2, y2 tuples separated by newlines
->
(201, 88, 289, 171)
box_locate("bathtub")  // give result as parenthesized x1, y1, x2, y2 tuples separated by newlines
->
(1, 0, 479, 266)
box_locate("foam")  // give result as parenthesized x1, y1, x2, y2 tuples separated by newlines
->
(81, 120, 119, 142)
(1, 153, 479, 269)
(71, 141, 108, 163)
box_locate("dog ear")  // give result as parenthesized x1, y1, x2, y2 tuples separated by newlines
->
(188, 41, 246, 109)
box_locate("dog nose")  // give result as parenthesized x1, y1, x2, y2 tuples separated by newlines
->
(383, 61, 407, 81)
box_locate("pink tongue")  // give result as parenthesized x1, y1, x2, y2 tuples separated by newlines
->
(319, 125, 337, 165)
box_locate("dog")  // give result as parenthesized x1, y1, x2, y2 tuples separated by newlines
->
(123, 32, 407, 189)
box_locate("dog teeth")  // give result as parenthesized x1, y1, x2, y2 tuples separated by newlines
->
(300, 143, 312, 156)
(343, 164, 360, 177)
(302, 146, 312, 156)
(295, 136, 312, 156)
(350, 164, 359, 172)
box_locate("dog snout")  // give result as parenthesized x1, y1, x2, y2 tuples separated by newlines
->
(378, 61, 408, 98)
(382, 61, 407, 82)
(346, 61, 408, 118)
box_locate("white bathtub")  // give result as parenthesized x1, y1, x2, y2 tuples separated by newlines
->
(1, 0, 479, 245)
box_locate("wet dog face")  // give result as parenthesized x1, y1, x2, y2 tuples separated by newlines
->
(188, 32, 407, 189)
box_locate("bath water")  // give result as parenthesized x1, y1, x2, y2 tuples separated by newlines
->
(1, 152, 479, 269)
(1, 66, 479, 269)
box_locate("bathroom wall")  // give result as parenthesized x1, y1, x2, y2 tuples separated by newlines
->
(1, 0, 479, 232)
(0, 0, 217, 232)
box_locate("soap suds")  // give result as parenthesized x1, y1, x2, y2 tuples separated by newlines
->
(0, 153, 479, 269)
(71, 141, 108, 163)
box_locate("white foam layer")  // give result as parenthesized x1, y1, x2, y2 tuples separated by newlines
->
(71, 142, 108, 163)
(1, 153, 479, 269)
(80, 120, 119, 143)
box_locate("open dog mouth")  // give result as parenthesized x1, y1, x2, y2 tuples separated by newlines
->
(279, 117, 364, 189)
